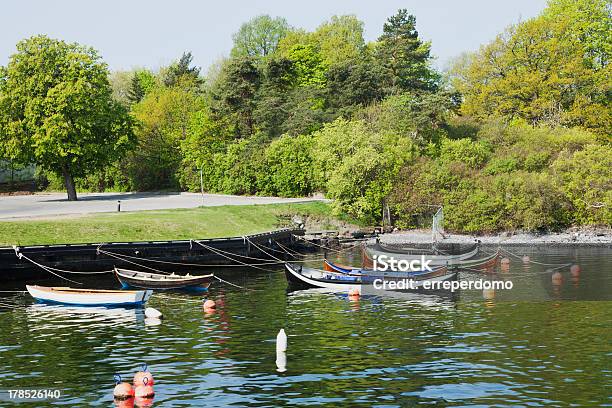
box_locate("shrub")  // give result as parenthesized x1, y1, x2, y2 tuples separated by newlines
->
(552, 144, 612, 225)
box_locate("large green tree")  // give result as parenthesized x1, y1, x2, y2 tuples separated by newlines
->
(231, 15, 291, 58)
(376, 9, 438, 92)
(451, 0, 611, 134)
(0, 35, 134, 200)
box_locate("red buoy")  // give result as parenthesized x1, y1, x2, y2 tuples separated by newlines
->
(113, 375, 135, 400)
(134, 377, 155, 399)
(133, 364, 154, 387)
(203, 299, 216, 310)
(570, 264, 581, 276)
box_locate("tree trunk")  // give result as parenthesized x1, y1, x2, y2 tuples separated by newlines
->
(62, 167, 78, 201)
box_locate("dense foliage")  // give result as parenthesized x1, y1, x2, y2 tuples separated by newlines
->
(0, 36, 134, 200)
(1, 2, 610, 230)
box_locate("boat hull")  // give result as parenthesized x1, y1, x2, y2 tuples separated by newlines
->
(114, 268, 213, 290)
(285, 263, 457, 292)
(26, 285, 153, 307)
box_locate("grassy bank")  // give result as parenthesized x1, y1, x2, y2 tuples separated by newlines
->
(0, 202, 353, 246)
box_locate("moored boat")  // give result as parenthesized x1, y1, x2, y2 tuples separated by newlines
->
(323, 259, 451, 280)
(114, 268, 214, 290)
(26, 285, 153, 307)
(285, 263, 456, 291)
(363, 242, 480, 267)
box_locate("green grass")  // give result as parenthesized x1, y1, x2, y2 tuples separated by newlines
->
(0, 201, 343, 246)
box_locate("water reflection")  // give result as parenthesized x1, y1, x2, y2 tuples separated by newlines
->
(26, 303, 140, 329)
(0, 245, 609, 406)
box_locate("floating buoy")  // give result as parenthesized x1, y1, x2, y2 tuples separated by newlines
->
(500, 257, 511, 265)
(522, 255, 530, 263)
(482, 288, 495, 300)
(114, 398, 135, 408)
(570, 264, 581, 276)
(203, 299, 216, 310)
(134, 396, 154, 408)
(551, 271, 563, 285)
(276, 329, 287, 352)
(113, 375, 135, 400)
(134, 377, 155, 399)
(348, 288, 360, 298)
(276, 350, 287, 373)
(144, 317, 162, 326)
(133, 364, 154, 387)
(144, 307, 162, 319)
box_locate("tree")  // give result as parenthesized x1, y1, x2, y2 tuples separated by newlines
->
(231, 15, 291, 58)
(211, 57, 261, 138)
(312, 15, 365, 65)
(377, 9, 438, 92)
(129, 86, 203, 190)
(127, 69, 157, 103)
(325, 59, 385, 114)
(163, 52, 202, 87)
(451, 0, 611, 134)
(0, 35, 134, 200)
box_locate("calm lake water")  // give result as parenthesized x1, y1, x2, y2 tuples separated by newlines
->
(0, 246, 610, 407)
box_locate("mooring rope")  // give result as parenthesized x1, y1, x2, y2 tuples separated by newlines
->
(15, 252, 84, 285)
(245, 237, 285, 262)
(191, 240, 279, 272)
(274, 240, 304, 257)
(191, 240, 285, 264)
(13, 247, 113, 275)
(214, 275, 247, 289)
(291, 234, 346, 253)
(97, 246, 283, 267)
(97, 249, 171, 274)
(248, 238, 297, 259)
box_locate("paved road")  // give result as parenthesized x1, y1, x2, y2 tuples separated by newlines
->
(0, 192, 322, 220)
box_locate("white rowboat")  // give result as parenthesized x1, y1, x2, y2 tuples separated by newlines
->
(26, 285, 153, 307)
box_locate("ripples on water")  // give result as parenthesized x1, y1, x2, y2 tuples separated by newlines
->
(0, 246, 610, 407)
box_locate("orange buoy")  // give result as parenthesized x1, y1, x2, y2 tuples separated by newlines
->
(114, 397, 135, 408)
(133, 364, 154, 387)
(570, 264, 581, 276)
(113, 375, 135, 400)
(551, 271, 563, 285)
(203, 299, 216, 310)
(348, 288, 360, 298)
(482, 288, 495, 300)
(134, 377, 155, 399)
(522, 255, 530, 263)
(134, 396, 154, 408)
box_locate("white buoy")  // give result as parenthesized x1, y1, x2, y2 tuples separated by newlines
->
(144, 317, 162, 326)
(275, 350, 287, 373)
(145, 307, 162, 319)
(276, 329, 287, 352)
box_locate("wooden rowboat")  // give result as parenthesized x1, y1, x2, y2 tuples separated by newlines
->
(363, 242, 480, 267)
(26, 285, 153, 307)
(114, 267, 214, 290)
(285, 263, 456, 291)
(323, 259, 451, 280)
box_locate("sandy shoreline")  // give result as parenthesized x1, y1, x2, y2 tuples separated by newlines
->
(376, 227, 612, 247)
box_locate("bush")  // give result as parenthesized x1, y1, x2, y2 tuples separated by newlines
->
(259, 134, 318, 197)
(552, 144, 612, 225)
(439, 138, 492, 169)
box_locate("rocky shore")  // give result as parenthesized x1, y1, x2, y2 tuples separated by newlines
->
(377, 227, 612, 247)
